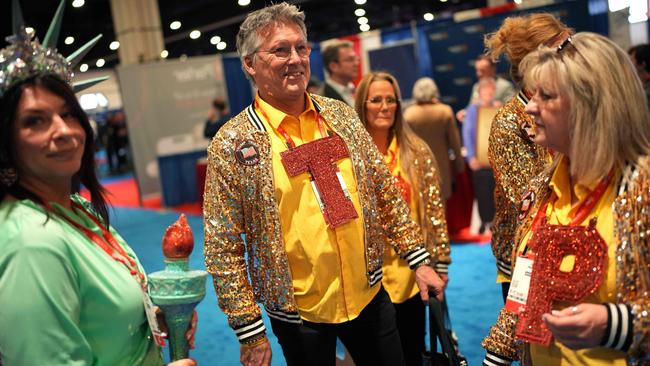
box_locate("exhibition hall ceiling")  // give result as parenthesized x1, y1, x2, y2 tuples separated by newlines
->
(1, 0, 487, 70)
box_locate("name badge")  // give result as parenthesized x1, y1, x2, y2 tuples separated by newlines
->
(142, 291, 167, 347)
(505, 253, 535, 314)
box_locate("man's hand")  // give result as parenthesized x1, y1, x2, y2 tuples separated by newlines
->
(240, 338, 272, 366)
(542, 303, 608, 350)
(468, 157, 481, 171)
(168, 359, 197, 366)
(415, 265, 445, 302)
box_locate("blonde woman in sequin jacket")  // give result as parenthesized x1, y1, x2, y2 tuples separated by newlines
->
(355, 71, 451, 366)
(484, 13, 570, 301)
(482, 32, 650, 366)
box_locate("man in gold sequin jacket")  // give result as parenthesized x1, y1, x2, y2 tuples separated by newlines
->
(202, 3, 445, 365)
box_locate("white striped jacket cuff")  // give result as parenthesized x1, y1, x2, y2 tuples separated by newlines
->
(405, 247, 431, 269)
(435, 263, 449, 274)
(483, 350, 513, 366)
(234, 317, 266, 344)
(601, 303, 633, 351)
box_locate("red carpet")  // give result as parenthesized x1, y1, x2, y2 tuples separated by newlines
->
(81, 176, 202, 216)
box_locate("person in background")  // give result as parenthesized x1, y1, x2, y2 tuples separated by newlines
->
(0, 4, 197, 363)
(628, 44, 650, 107)
(484, 13, 570, 301)
(404, 76, 464, 202)
(483, 32, 650, 366)
(307, 77, 323, 94)
(203, 3, 445, 366)
(462, 77, 498, 234)
(203, 97, 230, 139)
(321, 39, 360, 106)
(456, 55, 515, 122)
(355, 71, 451, 366)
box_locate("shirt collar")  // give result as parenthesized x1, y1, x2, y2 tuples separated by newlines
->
(549, 155, 604, 204)
(254, 92, 317, 130)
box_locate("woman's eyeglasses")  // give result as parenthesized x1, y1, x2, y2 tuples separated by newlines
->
(366, 97, 399, 106)
(256, 43, 312, 60)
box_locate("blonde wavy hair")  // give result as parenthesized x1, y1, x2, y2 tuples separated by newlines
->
(485, 13, 571, 85)
(354, 71, 422, 191)
(520, 32, 650, 183)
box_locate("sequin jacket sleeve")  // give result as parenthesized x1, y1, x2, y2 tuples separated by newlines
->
(488, 93, 549, 278)
(613, 157, 650, 363)
(412, 138, 451, 272)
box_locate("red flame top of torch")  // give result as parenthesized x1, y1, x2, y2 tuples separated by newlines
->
(162, 214, 194, 259)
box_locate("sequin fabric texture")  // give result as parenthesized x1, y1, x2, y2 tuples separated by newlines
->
(482, 158, 650, 364)
(488, 92, 550, 277)
(203, 96, 426, 332)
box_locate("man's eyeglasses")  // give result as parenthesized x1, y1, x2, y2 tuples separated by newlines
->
(256, 43, 312, 60)
(366, 97, 399, 106)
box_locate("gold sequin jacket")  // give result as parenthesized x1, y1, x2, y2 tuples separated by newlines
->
(482, 157, 650, 365)
(203, 95, 431, 343)
(488, 91, 550, 278)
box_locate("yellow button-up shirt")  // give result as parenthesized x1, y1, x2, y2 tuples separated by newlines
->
(381, 137, 420, 304)
(517, 157, 625, 365)
(255, 94, 379, 323)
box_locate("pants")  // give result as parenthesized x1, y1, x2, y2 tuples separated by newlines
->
(394, 294, 426, 366)
(501, 282, 511, 304)
(472, 168, 496, 224)
(270, 286, 404, 366)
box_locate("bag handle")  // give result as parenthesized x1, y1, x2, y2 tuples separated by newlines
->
(428, 294, 462, 366)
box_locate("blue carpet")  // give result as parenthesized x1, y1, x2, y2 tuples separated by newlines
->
(112, 207, 504, 365)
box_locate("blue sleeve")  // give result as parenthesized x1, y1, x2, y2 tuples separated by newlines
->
(462, 104, 478, 160)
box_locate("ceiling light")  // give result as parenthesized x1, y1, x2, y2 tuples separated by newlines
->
(440, 0, 448, 2)
(238, 0, 251, 5)
(72, 0, 85, 8)
(514, 0, 522, 4)
(189, 30, 201, 39)
(80, 63, 89, 72)
(25, 27, 34, 35)
(210, 36, 222, 45)
(217, 41, 227, 50)
(424, 13, 434, 21)
(170, 21, 181, 30)
(360, 24, 370, 32)
(354, 0, 367, 5)
(96, 58, 105, 68)
(357, 16, 368, 25)
(64, 36, 74, 45)
(354, 8, 366, 16)
(160, 50, 169, 59)
(109, 41, 120, 50)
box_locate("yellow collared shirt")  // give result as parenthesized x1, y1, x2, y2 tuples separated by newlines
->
(381, 136, 420, 304)
(517, 157, 625, 365)
(255, 93, 378, 324)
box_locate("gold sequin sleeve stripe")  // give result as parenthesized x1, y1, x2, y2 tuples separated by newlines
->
(483, 350, 513, 366)
(234, 318, 266, 343)
(482, 307, 520, 361)
(488, 92, 549, 277)
(602, 303, 634, 351)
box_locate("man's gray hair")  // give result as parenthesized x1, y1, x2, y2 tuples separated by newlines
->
(236, 2, 307, 79)
(411, 77, 440, 103)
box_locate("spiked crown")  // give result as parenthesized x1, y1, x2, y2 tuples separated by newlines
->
(0, 0, 108, 97)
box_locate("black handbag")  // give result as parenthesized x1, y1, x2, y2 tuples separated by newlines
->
(422, 296, 468, 366)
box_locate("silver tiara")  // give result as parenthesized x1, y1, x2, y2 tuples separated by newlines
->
(0, 0, 108, 97)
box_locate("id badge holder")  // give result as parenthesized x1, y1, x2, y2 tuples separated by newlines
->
(142, 289, 167, 347)
(505, 252, 536, 314)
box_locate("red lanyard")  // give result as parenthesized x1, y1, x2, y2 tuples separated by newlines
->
(54, 202, 145, 286)
(530, 169, 615, 231)
(255, 100, 329, 149)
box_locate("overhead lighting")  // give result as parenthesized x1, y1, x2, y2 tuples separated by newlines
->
(170, 21, 181, 30)
(355, 8, 366, 16)
(514, 0, 522, 4)
(189, 30, 201, 39)
(79, 63, 89, 72)
(360, 24, 370, 32)
(238, 0, 251, 5)
(354, 0, 367, 5)
(25, 27, 34, 35)
(424, 13, 434, 21)
(210, 36, 222, 45)
(160, 50, 169, 59)
(96, 58, 105, 68)
(64, 36, 74, 45)
(440, 0, 448, 2)
(72, 0, 85, 8)
(109, 41, 120, 50)
(357, 16, 368, 25)
(217, 41, 227, 50)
